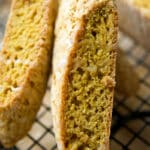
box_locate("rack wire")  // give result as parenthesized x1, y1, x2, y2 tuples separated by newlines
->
(0, 1, 150, 150)
(110, 32, 150, 150)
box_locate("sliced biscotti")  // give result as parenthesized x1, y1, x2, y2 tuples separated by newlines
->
(116, 0, 150, 50)
(51, 0, 118, 149)
(0, 0, 57, 148)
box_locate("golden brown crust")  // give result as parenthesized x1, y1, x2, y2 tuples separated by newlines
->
(61, 20, 85, 147)
(51, 0, 118, 149)
(0, 0, 58, 148)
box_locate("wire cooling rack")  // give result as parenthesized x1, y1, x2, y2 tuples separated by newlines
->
(0, 1, 150, 150)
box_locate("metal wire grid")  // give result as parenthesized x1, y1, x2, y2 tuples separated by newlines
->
(110, 33, 150, 150)
(0, 1, 150, 149)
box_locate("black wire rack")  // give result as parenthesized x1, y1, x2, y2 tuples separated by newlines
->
(0, 1, 150, 150)
(110, 32, 150, 150)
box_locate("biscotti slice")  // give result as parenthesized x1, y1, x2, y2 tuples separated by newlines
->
(116, 0, 150, 50)
(0, 0, 57, 148)
(51, 0, 118, 149)
(116, 49, 139, 96)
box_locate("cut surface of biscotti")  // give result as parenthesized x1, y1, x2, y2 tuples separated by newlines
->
(0, 0, 57, 148)
(51, 0, 118, 149)
(116, 0, 150, 50)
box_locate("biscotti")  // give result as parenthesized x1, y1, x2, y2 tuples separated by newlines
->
(0, 0, 57, 148)
(116, 49, 139, 96)
(51, 0, 118, 149)
(116, 0, 150, 50)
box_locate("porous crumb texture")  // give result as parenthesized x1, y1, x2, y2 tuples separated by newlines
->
(64, 6, 117, 150)
(0, 0, 57, 147)
(0, 0, 45, 103)
(134, 0, 150, 9)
